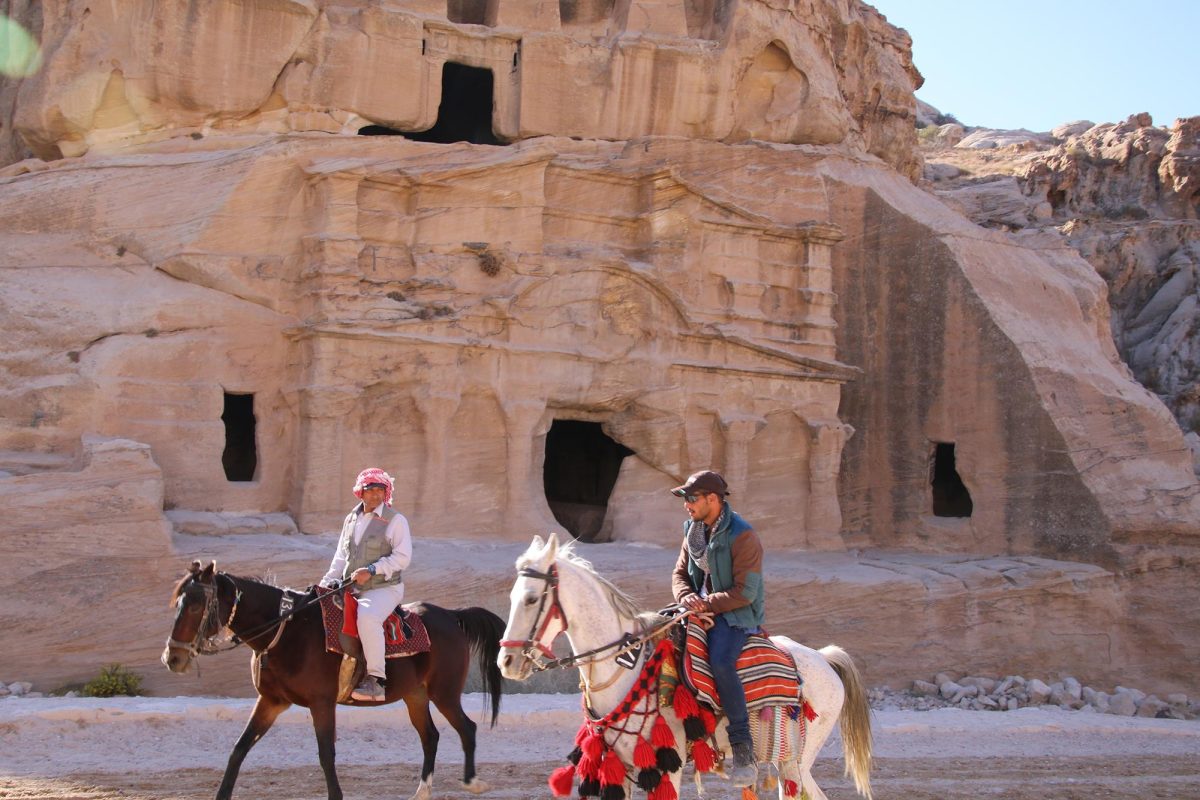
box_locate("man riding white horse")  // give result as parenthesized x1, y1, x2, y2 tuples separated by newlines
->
(669, 469, 763, 787)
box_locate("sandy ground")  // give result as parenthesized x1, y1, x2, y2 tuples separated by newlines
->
(2, 695, 1199, 799)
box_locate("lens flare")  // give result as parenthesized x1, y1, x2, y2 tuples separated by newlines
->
(0, 15, 42, 78)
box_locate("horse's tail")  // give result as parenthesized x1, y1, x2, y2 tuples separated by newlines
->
(819, 645, 873, 800)
(454, 606, 506, 727)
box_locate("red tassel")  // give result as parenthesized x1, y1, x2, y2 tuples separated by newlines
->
(803, 701, 818, 722)
(651, 714, 676, 748)
(690, 739, 716, 773)
(578, 753, 600, 781)
(649, 779, 678, 800)
(672, 687, 699, 719)
(548, 765, 576, 797)
(633, 736, 656, 769)
(583, 731, 605, 761)
(784, 779, 799, 797)
(600, 749, 627, 786)
(698, 706, 716, 734)
(741, 787, 757, 800)
(576, 724, 591, 747)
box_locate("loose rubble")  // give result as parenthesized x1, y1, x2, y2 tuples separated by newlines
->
(871, 674, 1199, 720)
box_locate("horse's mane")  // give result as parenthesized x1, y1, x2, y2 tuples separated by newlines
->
(520, 540, 660, 629)
(169, 570, 281, 607)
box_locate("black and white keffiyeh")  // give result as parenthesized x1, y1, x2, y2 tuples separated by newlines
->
(685, 506, 726, 577)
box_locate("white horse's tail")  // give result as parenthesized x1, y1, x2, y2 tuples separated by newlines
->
(819, 645, 873, 800)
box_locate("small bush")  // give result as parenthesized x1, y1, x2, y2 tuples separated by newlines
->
(81, 664, 143, 697)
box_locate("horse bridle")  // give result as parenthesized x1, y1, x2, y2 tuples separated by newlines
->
(500, 565, 569, 671)
(166, 573, 242, 658)
(501, 563, 686, 673)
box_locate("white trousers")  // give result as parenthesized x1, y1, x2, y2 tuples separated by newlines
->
(355, 582, 406, 679)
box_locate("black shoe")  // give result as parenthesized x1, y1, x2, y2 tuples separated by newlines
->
(351, 675, 385, 701)
(725, 741, 757, 787)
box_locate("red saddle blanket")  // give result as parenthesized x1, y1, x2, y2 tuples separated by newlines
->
(682, 621, 803, 711)
(316, 587, 431, 659)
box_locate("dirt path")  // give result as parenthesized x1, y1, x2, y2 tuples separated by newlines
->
(4, 755, 1199, 800)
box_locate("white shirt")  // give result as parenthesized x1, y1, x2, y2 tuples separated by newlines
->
(321, 503, 413, 586)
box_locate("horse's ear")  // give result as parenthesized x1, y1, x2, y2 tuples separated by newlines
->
(545, 530, 559, 560)
(201, 561, 216, 580)
(188, 560, 201, 575)
(529, 534, 544, 553)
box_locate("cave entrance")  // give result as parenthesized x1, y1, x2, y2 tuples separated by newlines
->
(931, 442, 972, 517)
(543, 420, 634, 542)
(406, 62, 503, 145)
(222, 392, 257, 482)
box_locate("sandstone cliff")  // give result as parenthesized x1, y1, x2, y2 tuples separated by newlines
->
(1, 1, 1199, 696)
(926, 113, 1200, 471)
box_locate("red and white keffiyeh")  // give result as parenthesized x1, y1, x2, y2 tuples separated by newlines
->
(352, 467, 394, 506)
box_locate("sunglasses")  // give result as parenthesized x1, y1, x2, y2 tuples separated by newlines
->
(683, 492, 710, 503)
(363, 483, 388, 491)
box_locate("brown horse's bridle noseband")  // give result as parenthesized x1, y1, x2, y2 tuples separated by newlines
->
(166, 574, 242, 658)
(500, 565, 569, 671)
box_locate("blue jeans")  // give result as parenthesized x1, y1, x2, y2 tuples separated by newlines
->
(707, 615, 750, 745)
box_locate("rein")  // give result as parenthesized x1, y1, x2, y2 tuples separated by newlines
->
(502, 564, 690, 673)
(169, 573, 349, 658)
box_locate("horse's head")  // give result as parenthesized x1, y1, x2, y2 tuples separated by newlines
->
(161, 560, 228, 673)
(497, 532, 568, 680)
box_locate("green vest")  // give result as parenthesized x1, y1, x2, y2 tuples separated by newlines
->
(682, 505, 764, 629)
(342, 505, 402, 592)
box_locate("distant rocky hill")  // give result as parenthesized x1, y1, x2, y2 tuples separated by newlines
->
(921, 111, 1200, 468)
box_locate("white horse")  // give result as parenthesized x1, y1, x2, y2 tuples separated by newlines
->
(497, 532, 872, 800)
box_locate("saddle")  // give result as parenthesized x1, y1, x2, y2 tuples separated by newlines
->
(672, 620, 814, 763)
(316, 587, 431, 703)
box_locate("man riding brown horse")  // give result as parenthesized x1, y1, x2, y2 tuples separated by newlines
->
(320, 467, 411, 702)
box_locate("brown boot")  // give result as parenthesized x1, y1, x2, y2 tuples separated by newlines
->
(725, 741, 757, 787)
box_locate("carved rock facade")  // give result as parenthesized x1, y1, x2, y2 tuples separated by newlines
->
(2, 2, 1199, 693)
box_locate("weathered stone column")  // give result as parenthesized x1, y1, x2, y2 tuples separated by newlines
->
(502, 399, 556, 536)
(413, 390, 460, 521)
(806, 418, 852, 550)
(294, 383, 360, 533)
(720, 414, 766, 493)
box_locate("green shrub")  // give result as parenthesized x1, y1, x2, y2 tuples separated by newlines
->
(81, 664, 143, 697)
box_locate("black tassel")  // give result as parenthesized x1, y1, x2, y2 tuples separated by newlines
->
(579, 777, 601, 797)
(683, 716, 706, 741)
(636, 768, 661, 791)
(601, 785, 625, 800)
(655, 747, 683, 773)
(568, 745, 583, 766)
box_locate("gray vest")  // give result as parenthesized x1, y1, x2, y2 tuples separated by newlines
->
(341, 504, 402, 592)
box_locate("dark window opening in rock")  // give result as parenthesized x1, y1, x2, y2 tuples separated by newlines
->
(222, 392, 257, 482)
(359, 125, 405, 136)
(544, 420, 634, 542)
(931, 442, 972, 517)
(404, 63, 504, 145)
(1048, 189, 1066, 215)
(560, 0, 615, 25)
(448, 0, 491, 25)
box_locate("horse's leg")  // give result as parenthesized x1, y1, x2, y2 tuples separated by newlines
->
(429, 693, 485, 794)
(404, 694, 440, 800)
(309, 699, 343, 800)
(216, 696, 290, 800)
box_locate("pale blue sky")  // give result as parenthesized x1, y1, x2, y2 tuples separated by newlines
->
(868, 1, 1199, 131)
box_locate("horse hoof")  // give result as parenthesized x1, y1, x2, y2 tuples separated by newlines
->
(409, 780, 433, 800)
(462, 778, 489, 794)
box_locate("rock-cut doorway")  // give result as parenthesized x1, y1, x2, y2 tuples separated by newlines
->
(543, 420, 634, 542)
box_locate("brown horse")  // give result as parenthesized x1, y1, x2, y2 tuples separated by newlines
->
(163, 560, 504, 800)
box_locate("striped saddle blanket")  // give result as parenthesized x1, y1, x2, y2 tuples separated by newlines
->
(316, 587, 430, 659)
(681, 621, 802, 711)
